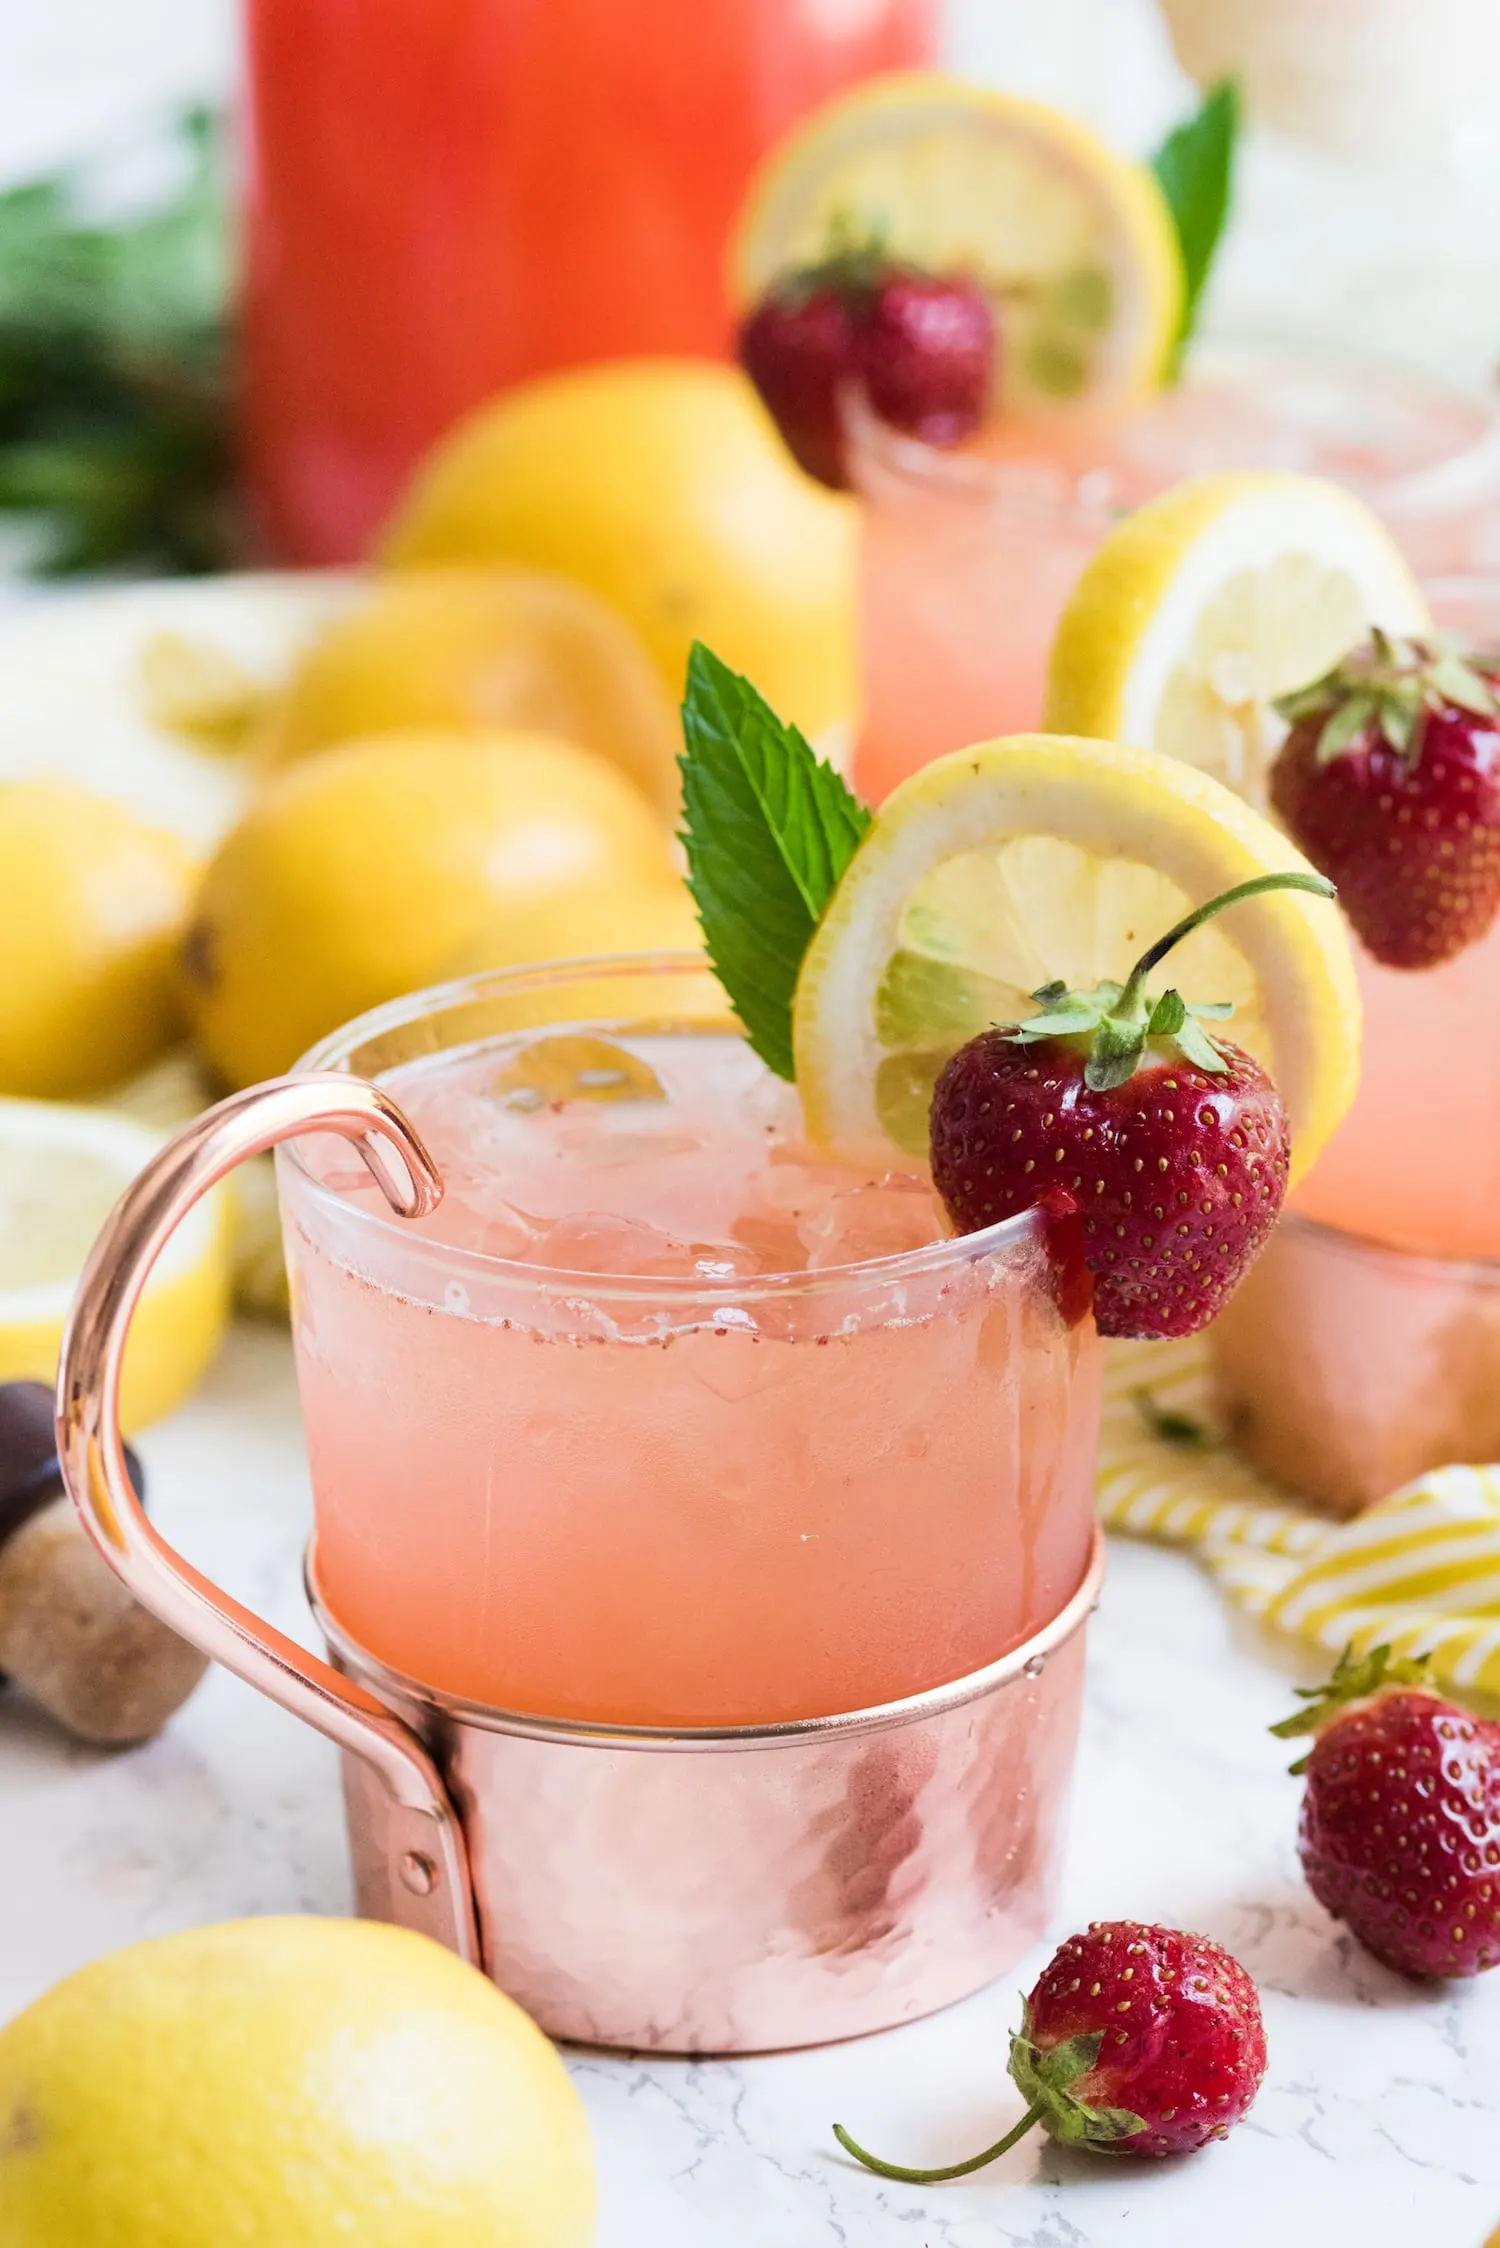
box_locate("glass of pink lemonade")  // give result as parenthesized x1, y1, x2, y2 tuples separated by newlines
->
(853, 340, 1500, 802)
(280, 956, 1100, 1729)
(56, 951, 1105, 2051)
(1210, 576, 1500, 1512)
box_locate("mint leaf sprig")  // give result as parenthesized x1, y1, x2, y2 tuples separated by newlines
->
(679, 643, 869, 1080)
(1151, 78, 1239, 382)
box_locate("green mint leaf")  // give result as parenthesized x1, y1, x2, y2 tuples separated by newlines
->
(1151, 79, 1239, 380)
(679, 642, 870, 1080)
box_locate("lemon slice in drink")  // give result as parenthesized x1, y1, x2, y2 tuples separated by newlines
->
(0, 1099, 230, 1430)
(793, 733, 1359, 1185)
(732, 71, 1182, 412)
(1045, 472, 1431, 806)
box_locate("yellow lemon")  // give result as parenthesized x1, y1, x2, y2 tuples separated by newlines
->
(794, 733, 1360, 1186)
(0, 1099, 230, 1430)
(257, 565, 683, 812)
(1044, 472, 1429, 808)
(451, 874, 703, 979)
(0, 782, 196, 1100)
(0, 1917, 594, 2248)
(381, 358, 856, 741)
(181, 728, 676, 1087)
(733, 71, 1183, 411)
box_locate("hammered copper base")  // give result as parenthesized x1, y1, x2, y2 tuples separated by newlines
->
(318, 1534, 1101, 2055)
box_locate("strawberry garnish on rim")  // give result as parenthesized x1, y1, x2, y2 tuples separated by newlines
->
(927, 870, 1333, 1340)
(1272, 1643, 1500, 1981)
(1271, 629, 1500, 971)
(737, 221, 994, 491)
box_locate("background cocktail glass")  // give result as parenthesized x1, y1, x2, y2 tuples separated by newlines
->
(1212, 573, 1500, 1512)
(851, 339, 1500, 802)
(277, 956, 1102, 1729)
(242, 0, 938, 563)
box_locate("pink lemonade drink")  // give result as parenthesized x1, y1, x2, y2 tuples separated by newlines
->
(853, 342, 1500, 803)
(278, 959, 1101, 1728)
(1212, 576, 1500, 1511)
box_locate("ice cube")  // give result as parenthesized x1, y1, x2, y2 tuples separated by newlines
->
(528, 1213, 695, 1278)
(729, 1152, 853, 1274)
(489, 1036, 665, 1111)
(801, 1176, 942, 1271)
(733, 1069, 803, 1144)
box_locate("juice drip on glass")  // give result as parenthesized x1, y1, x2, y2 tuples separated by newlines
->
(282, 1025, 1099, 1726)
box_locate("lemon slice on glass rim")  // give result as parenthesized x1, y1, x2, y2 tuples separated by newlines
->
(0, 1098, 231, 1431)
(731, 70, 1183, 414)
(792, 733, 1360, 1185)
(1045, 472, 1431, 808)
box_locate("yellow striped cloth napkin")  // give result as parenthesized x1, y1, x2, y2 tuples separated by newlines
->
(1098, 1337, 1500, 1702)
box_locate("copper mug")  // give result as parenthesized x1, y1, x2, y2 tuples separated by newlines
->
(55, 963, 1103, 2055)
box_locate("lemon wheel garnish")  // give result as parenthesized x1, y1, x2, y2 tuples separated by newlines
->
(792, 733, 1360, 1187)
(0, 1098, 231, 1430)
(1045, 472, 1431, 807)
(732, 71, 1183, 412)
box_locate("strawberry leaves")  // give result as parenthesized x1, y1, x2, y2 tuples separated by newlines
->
(1276, 629, 1500, 767)
(997, 871, 1333, 1092)
(679, 642, 870, 1080)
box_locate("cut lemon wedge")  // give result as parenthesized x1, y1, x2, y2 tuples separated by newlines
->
(731, 71, 1182, 413)
(1045, 472, 1431, 807)
(793, 733, 1359, 1186)
(0, 1099, 231, 1430)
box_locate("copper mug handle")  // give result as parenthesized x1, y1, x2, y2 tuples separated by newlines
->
(54, 1075, 481, 1964)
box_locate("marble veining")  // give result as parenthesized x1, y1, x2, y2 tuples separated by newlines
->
(1, 1324, 1497, 2245)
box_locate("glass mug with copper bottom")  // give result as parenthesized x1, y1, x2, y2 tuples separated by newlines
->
(58, 956, 1104, 2054)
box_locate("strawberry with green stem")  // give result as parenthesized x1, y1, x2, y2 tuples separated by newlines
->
(1271, 629, 1500, 971)
(1273, 1643, 1500, 1980)
(927, 869, 1333, 1339)
(834, 1921, 1267, 2179)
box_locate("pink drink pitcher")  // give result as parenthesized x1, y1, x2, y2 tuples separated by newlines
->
(55, 959, 1103, 2054)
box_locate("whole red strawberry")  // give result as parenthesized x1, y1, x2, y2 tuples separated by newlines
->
(835, 1922, 1267, 2181)
(1271, 631, 1500, 970)
(1272, 1644, 1500, 1980)
(737, 237, 994, 491)
(927, 873, 1329, 1340)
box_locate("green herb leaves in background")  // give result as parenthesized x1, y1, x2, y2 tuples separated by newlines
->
(0, 108, 234, 574)
(679, 643, 870, 1081)
(1151, 78, 1239, 381)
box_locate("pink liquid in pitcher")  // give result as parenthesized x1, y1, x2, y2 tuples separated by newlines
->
(280, 1015, 1099, 1727)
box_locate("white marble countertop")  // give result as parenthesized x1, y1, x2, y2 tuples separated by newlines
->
(4, 1322, 1497, 2245)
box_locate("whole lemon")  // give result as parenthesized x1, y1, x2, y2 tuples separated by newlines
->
(0, 1918, 595, 2248)
(259, 566, 682, 812)
(453, 874, 702, 980)
(181, 728, 675, 1086)
(0, 782, 196, 1099)
(382, 358, 856, 740)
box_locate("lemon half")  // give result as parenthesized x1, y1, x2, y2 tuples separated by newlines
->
(793, 733, 1360, 1185)
(1045, 472, 1430, 806)
(0, 1099, 230, 1430)
(732, 71, 1182, 411)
